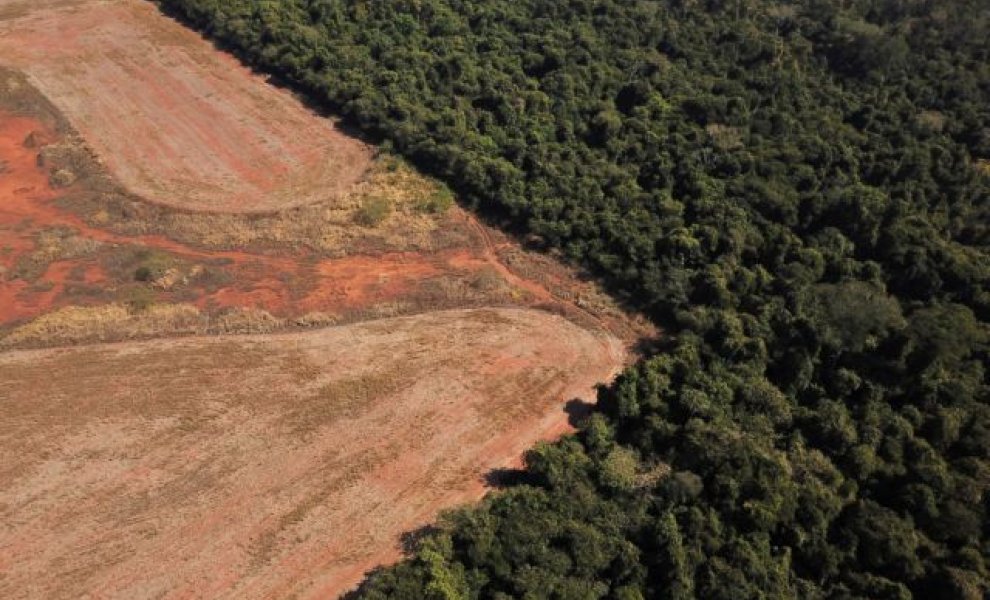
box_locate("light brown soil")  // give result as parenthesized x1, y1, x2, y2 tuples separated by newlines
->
(0, 0, 372, 213)
(0, 2, 656, 598)
(0, 308, 625, 599)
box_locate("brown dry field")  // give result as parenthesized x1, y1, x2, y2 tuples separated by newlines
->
(0, 0, 371, 213)
(0, 1, 656, 598)
(0, 308, 625, 599)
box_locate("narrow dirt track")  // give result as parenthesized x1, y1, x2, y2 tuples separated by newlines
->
(0, 308, 625, 599)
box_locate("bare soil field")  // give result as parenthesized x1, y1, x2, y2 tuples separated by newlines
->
(0, 0, 371, 212)
(0, 308, 624, 599)
(0, 1, 656, 598)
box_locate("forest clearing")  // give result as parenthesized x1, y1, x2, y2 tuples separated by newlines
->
(0, 0, 371, 213)
(0, 1, 651, 598)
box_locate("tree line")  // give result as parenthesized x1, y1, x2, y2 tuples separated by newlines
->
(155, 0, 989, 597)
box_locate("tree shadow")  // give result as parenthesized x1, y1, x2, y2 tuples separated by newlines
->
(483, 467, 531, 489)
(339, 570, 380, 600)
(337, 523, 442, 598)
(564, 397, 595, 427)
(399, 523, 442, 554)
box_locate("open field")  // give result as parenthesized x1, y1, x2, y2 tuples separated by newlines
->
(0, 0, 371, 212)
(0, 308, 624, 599)
(0, 1, 654, 598)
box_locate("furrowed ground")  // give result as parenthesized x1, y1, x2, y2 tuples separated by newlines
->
(0, 308, 624, 599)
(0, 0, 371, 213)
(0, 0, 651, 598)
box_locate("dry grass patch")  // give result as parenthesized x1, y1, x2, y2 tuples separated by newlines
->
(8, 227, 102, 281)
(0, 303, 345, 349)
(0, 303, 205, 348)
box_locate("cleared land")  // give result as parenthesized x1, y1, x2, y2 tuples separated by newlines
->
(0, 0, 371, 212)
(0, 107, 647, 347)
(0, 308, 624, 599)
(0, 1, 652, 598)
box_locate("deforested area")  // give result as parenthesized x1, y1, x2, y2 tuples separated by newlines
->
(0, 1, 649, 598)
(0, 0, 372, 213)
(0, 308, 623, 599)
(153, 0, 990, 598)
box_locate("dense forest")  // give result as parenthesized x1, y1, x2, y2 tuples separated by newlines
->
(155, 0, 989, 597)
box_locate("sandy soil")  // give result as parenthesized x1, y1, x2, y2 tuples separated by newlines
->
(0, 308, 625, 599)
(0, 0, 371, 212)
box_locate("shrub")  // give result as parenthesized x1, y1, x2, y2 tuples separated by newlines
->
(355, 196, 392, 227)
(417, 188, 455, 215)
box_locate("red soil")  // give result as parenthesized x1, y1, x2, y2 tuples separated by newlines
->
(0, 114, 64, 318)
(0, 114, 489, 325)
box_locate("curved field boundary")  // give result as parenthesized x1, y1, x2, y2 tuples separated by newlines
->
(0, 0, 371, 213)
(0, 308, 625, 599)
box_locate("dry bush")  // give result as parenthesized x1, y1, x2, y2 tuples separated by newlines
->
(705, 123, 744, 150)
(212, 307, 282, 334)
(415, 187, 455, 214)
(359, 301, 414, 321)
(354, 196, 392, 227)
(471, 266, 510, 293)
(0, 303, 205, 348)
(292, 312, 339, 328)
(10, 228, 102, 281)
(49, 167, 76, 187)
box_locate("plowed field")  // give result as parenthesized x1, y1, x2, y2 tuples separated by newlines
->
(0, 0, 371, 212)
(0, 308, 624, 599)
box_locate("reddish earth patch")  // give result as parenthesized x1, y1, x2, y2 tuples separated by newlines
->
(0, 0, 371, 213)
(0, 114, 428, 322)
(0, 114, 66, 319)
(0, 113, 642, 341)
(0, 308, 625, 599)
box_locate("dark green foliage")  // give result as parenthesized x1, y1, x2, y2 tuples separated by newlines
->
(157, 0, 990, 597)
